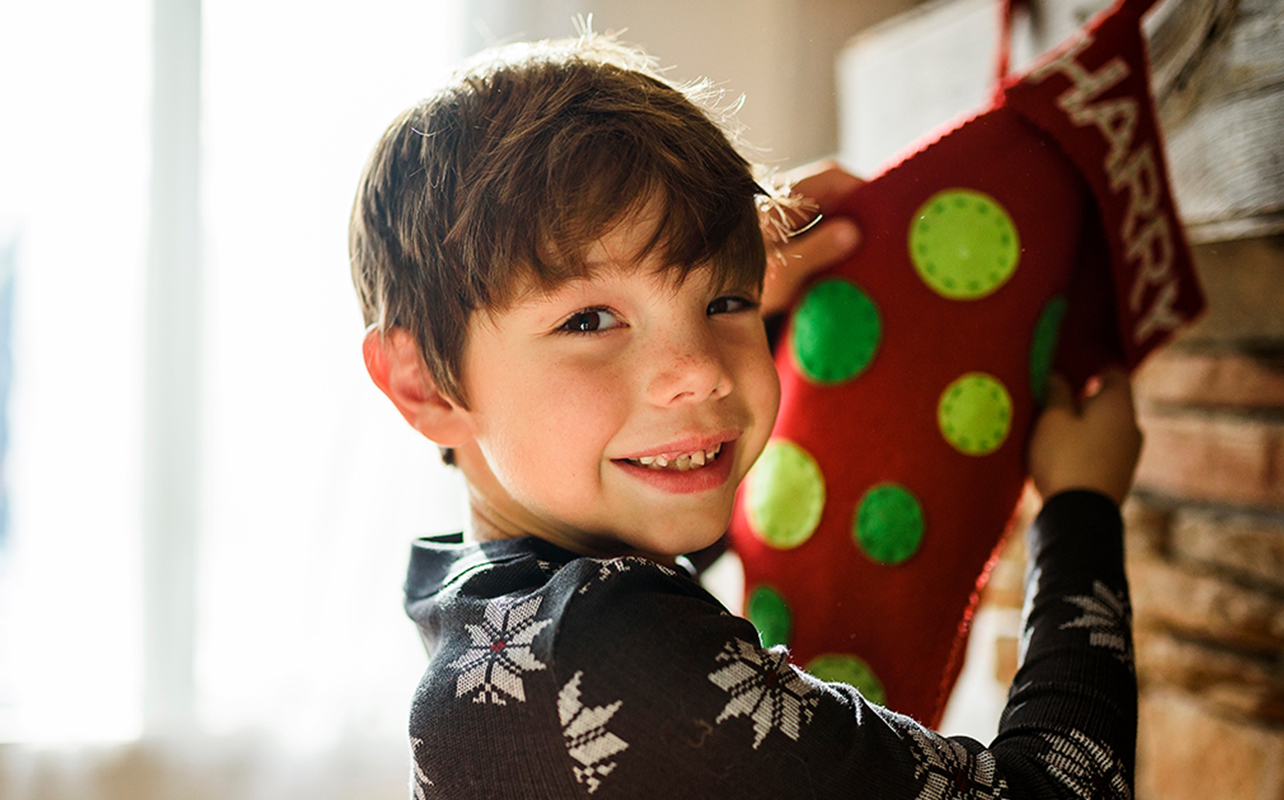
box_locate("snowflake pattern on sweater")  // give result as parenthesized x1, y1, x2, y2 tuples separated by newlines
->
(707, 638, 818, 749)
(410, 737, 433, 800)
(559, 671, 630, 794)
(904, 724, 1009, 800)
(1040, 729, 1132, 800)
(1061, 580, 1134, 670)
(449, 594, 553, 704)
(577, 556, 676, 595)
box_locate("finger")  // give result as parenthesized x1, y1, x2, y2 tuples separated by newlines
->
(785, 161, 866, 214)
(768, 161, 866, 233)
(761, 219, 862, 315)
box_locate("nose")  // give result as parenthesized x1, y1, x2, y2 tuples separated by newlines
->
(645, 326, 734, 406)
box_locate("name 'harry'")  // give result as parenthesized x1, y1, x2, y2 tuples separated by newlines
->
(1029, 33, 1184, 345)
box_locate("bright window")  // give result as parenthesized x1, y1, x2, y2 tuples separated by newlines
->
(1, 0, 467, 751)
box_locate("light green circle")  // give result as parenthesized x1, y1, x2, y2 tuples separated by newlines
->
(854, 483, 925, 565)
(791, 278, 882, 385)
(746, 440, 825, 549)
(909, 189, 1020, 300)
(805, 654, 887, 705)
(1030, 296, 1067, 405)
(937, 372, 1014, 456)
(746, 585, 793, 648)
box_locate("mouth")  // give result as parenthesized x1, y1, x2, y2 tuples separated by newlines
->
(620, 442, 725, 473)
(613, 438, 738, 495)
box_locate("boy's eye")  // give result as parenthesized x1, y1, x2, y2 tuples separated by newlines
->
(707, 295, 758, 316)
(559, 307, 623, 334)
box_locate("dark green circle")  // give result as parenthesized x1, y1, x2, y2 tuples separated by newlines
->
(1030, 296, 1067, 405)
(805, 654, 887, 704)
(853, 483, 925, 565)
(790, 278, 881, 385)
(746, 439, 826, 549)
(746, 585, 793, 648)
(909, 189, 1020, 300)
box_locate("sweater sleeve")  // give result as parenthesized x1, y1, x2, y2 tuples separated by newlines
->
(989, 489, 1137, 797)
(408, 490, 1135, 799)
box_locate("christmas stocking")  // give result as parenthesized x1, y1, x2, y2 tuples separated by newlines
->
(728, 0, 1204, 725)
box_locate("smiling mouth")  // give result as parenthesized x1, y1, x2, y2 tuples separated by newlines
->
(622, 442, 724, 472)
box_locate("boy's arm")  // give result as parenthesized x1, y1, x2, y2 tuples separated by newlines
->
(993, 489, 1136, 797)
(987, 367, 1142, 794)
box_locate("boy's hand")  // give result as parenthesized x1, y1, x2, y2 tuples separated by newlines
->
(1028, 368, 1143, 506)
(760, 160, 864, 316)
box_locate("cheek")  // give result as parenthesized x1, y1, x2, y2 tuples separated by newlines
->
(737, 336, 782, 423)
(734, 341, 782, 469)
(759, 353, 782, 419)
(478, 361, 629, 485)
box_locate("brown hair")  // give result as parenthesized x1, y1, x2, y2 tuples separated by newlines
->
(350, 32, 770, 406)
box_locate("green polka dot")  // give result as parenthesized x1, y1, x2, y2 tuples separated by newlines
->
(746, 585, 793, 648)
(1030, 296, 1067, 405)
(746, 440, 825, 549)
(853, 483, 925, 565)
(790, 278, 881, 385)
(909, 189, 1020, 300)
(938, 373, 1013, 456)
(805, 654, 887, 705)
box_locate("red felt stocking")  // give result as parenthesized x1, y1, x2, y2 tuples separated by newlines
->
(728, 0, 1204, 726)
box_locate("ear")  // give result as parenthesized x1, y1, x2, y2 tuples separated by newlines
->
(362, 326, 472, 447)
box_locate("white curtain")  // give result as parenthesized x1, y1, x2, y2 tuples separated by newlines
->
(1, 0, 469, 796)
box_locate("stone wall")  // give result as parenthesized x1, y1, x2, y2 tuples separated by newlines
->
(1127, 234, 1284, 800)
(1129, 0, 1284, 793)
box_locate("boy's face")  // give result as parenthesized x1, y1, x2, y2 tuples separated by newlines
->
(454, 211, 781, 559)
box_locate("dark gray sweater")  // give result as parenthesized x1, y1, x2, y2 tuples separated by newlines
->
(403, 490, 1135, 799)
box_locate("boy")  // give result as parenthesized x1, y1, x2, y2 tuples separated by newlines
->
(352, 32, 1142, 799)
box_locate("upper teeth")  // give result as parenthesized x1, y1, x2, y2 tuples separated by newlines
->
(632, 443, 722, 471)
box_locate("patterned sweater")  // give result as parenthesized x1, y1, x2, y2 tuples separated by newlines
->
(403, 490, 1136, 799)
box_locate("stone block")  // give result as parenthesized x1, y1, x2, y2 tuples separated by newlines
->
(1130, 554, 1284, 652)
(1134, 410, 1284, 509)
(1136, 629, 1284, 722)
(1171, 507, 1284, 593)
(1135, 348, 1284, 411)
(1124, 495, 1174, 556)
(1138, 689, 1284, 800)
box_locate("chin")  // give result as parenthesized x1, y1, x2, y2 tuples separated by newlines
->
(639, 516, 730, 559)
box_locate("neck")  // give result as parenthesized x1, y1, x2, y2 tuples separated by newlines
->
(464, 490, 678, 568)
